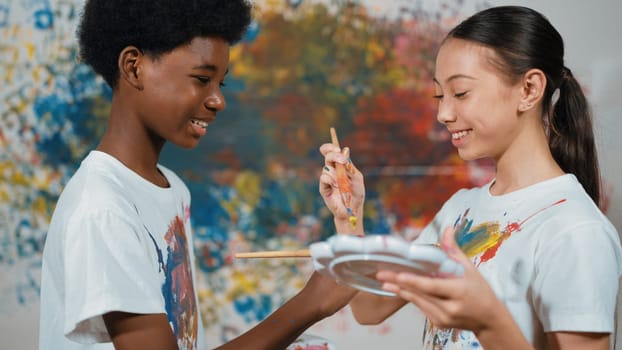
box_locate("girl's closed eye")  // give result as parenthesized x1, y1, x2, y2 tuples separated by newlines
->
(432, 91, 468, 100)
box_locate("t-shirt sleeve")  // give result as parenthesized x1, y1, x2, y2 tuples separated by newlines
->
(63, 208, 166, 343)
(533, 221, 622, 333)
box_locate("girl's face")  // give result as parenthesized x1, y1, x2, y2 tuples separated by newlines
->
(134, 36, 230, 149)
(433, 38, 523, 162)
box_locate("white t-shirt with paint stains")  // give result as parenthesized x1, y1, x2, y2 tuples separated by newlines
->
(39, 151, 205, 350)
(417, 174, 622, 350)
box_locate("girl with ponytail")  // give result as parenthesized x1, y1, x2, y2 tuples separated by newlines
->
(319, 5, 621, 350)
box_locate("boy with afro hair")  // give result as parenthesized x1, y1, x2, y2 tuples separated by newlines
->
(38, 1, 356, 349)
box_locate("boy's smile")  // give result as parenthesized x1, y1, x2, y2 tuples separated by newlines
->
(131, 36, 230, 149)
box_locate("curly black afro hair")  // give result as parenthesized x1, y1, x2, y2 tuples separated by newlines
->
(77, 0, 252, 88)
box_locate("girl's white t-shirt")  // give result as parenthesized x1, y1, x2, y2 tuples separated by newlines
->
(417, 174, 622, 349)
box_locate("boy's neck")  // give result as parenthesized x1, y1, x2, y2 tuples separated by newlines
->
(96, 97, 169, 188)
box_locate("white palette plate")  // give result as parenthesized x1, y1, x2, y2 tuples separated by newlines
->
(310, 235, 463, 297)
(286, 333, 336, 350)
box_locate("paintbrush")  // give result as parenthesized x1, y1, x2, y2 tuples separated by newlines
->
(330, 127, 357, 228)
(235, 249, 311, 259)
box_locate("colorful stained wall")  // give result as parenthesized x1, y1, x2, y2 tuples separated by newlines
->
(1, 0, 620, 349)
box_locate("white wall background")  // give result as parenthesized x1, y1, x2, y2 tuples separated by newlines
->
(1, 0, 620, 349)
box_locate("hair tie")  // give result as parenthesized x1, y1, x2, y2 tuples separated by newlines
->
(561, 66, 572, 81)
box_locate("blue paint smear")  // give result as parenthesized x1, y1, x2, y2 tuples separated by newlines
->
(233, 294, 272, 323)
(0, 5, 9, 28)
(33, 8, 54, 30)
(241, 21, 260, 43)
(33, 65, 110, 168)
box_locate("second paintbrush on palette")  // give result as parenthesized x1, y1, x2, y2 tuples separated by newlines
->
(330, 127, 357, 228)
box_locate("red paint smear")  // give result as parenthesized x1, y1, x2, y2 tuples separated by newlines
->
(478, 199, 567, 265)
(479, 240, 503, 264)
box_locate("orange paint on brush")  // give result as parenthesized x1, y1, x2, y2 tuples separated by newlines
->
(330, 127, 357, 228)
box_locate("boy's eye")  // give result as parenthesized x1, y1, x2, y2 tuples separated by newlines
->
(432, 94, 443, 100)
(194, 76, 226, 88)
(194, 76, 211, 84)
(454, 91, 468, 98)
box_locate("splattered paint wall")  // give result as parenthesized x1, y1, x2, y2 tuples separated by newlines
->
(2, 0, 619, 349)
(0, 0, 111, 312)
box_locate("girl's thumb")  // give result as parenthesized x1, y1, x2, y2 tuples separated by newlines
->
(440, 226, 469, 265)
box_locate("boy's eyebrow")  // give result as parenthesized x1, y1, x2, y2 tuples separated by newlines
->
(192, 64, 229, 75)
(433, 74, 477, 84)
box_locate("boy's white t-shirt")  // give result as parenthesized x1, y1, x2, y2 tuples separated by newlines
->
(417, 174, 622, 350)
(39, 151, 205, 350)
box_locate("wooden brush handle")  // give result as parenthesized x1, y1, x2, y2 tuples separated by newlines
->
(234, 249, 311, 259)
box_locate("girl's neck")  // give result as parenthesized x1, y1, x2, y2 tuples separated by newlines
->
(490, 123, 564, 196)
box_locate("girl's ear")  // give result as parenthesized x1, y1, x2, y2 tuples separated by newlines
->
(518, 68, 546, 112)
(118, 46, 144, 90)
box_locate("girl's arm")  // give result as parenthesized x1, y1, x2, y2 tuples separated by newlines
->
(546, 332, 610, 350)
(319, 142, 411, 324)
(473, 304, 610, 349)
(349, 292, 407, 325)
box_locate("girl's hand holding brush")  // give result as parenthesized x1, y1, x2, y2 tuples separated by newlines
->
(319, 128, 365, 235)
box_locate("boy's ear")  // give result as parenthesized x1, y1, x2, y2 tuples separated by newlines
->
(518, 68, 546, 112)
(118, 46, 144, 90)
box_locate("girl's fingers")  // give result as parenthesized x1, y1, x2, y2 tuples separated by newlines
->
(440, 227, 470, 267)
(319, 143, 341, 156)
(381, 276, 449, 319)
(397, 289, 452, 327)
(378, 270, 458, 299)
(380, 281, 400, 294)
(400, 273, 460, 299)
(324, 151, 347, 167)
(397, 287, 442, 311)
(320, 143, 359, 178)
(319, 173, 336, 195)
(382, 274, 460, 328)
(319, 172, 344, 213)
(319, 172, 335, 186)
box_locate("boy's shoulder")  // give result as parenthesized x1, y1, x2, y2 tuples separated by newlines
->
(64, 151, 136, 197)
(53, 151, 190, 224)
(52, 152, 137, 220)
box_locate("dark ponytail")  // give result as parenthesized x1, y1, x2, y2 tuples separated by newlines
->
(548, 67, 600, 204)
(446, 6, 601, 205)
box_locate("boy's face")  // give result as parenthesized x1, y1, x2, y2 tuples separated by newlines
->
(132, 36, 230, 149)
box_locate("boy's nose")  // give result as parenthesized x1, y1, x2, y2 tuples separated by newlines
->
(204, 91, 226, 112)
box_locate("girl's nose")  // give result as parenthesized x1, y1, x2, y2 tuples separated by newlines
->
(436, 101, 456, 124)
